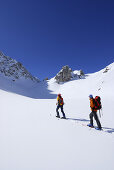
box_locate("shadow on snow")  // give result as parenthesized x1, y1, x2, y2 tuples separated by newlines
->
(102, 126, 114, 134)
(0, 78, 57, 99)
(66, 117, 89, 122)
(66, 117, 114, 134)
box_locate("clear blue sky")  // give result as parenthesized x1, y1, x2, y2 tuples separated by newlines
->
(0, 0, 114, 80)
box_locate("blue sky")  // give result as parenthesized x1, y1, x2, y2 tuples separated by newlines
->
(0, 0, 114, 80)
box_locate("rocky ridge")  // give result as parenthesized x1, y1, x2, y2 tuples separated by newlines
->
(0, 51, 39, 82)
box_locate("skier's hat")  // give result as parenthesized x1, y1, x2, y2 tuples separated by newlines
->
(89, 94, 93, 98)
(58, 93, 61, 97)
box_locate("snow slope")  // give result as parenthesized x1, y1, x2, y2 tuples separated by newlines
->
(0, 63, 114, 170)
(0, 74, 56, 99)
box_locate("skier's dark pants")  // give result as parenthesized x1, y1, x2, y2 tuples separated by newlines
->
(56, 105, 65, 117)
(89, 111, 101, 129)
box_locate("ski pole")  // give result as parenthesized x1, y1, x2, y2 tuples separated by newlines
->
(99, 110, 101, 118)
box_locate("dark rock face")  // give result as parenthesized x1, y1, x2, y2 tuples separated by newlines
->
(55, 65, 72, 83)
(103, 67, 110, 73)
(79, 70, 84, 76)
(55, 65, 85, 83)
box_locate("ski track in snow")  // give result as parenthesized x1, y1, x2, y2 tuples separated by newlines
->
(57, 116, 114, 136)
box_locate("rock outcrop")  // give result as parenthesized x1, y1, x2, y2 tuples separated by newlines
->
(103, 66, 110, 73)
(55, 65, 72, 83)
(55, 65, 85, 83)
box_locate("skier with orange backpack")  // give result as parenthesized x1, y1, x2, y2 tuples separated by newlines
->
(88, 94, 102, 130)
(56, 94, 66, 119)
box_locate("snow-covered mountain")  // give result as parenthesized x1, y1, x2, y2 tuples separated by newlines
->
(0, 51, 85, 98)
(48, 62, 114, 98)
(0, 51, 39, 82)
(0, 60, 114, 170)
(0, 52, 47, 98)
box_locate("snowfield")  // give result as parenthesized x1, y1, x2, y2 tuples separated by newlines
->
(0, 63, 114, 170)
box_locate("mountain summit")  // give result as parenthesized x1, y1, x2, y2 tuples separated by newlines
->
(0, 51, 39, 82)
(55, 65, 85, 83)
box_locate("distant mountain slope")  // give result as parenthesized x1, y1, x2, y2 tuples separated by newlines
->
(0, 51, 113, 101)
(0, 51, 39, 82)
(48, 62, 114, 100)
(0, 51, 56, 99)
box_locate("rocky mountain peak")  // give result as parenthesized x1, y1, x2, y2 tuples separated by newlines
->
(0, 51, 40, 82)
(55, 65, 85, 83)
(55, 65, 72, 83)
